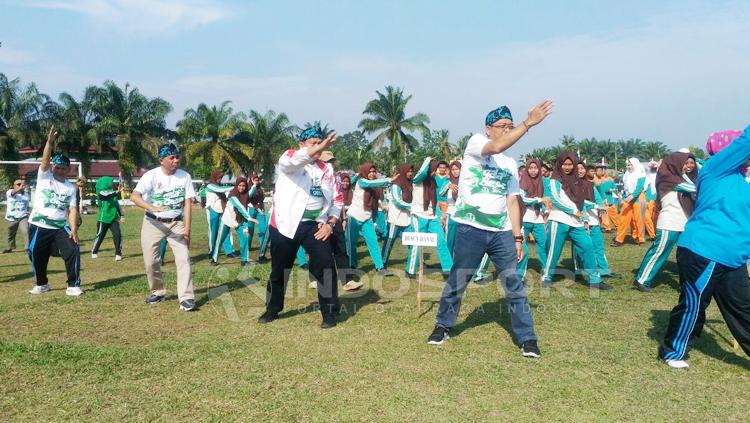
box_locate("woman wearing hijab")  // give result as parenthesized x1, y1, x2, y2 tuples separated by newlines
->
(571, 161, 615, 279)
(633, 153, 697, 292)
(518, 158, 549, 275)
(90, 176, 125, 260)
(346, 163, 393, 275)
(246, 172, 267, 256)
(382, 163, 414, 267)
(541, 152, 611, 290)
(659, 126, 750, 369)
(444, 161, 462, 253)
(643, 161, 659, 241)
(405, 157, 454, 277)
(205, 171, 235, 262)
(213, 177, 255, 265)
(612, 158, 647, 246)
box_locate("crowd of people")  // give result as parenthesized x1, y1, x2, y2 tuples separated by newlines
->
(4, 105, 750, 370)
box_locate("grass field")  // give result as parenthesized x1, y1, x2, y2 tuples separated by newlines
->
(1, 206, 749, 421)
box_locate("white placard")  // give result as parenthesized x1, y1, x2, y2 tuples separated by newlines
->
(401, 232, 438, 247)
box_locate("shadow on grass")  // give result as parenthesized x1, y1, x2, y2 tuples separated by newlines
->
(92, 273, 144, 291)
(648, 309, 750, 369)
(451, 298, 519, 343)
(0, 269, 63, 284)
(275, 288, 386, 324)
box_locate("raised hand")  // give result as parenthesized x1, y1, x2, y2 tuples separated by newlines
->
(525, 100, 554, 127)
(390, 173, 401, 183)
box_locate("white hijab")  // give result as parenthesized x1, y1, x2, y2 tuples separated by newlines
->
(623, 157, 646, 194)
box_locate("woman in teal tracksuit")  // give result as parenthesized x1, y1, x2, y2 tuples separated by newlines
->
(443, 161, 461, 253)
(214, 177, 256, 265)
(346, 163, 393, 274)
(405, 157, 454, 277)
(572, 161, 615, 279)
(633, 152, 697, 291)
(205, 171, 235, 262)
(518, 158, 549, 278)
(542, 151, 611, 290)
(246, 172, 268, 259)
(382, 163, 414, 267)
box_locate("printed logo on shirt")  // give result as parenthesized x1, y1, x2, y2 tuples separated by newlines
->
(41, 189, 73, 211)
(151, 187, 186, 210)
(309, 176, 324, 198)
(467, 165, 512, 196)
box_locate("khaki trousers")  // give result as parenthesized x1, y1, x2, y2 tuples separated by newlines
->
(141, 217, 194, 301)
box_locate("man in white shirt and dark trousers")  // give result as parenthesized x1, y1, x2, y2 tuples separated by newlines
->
(130, 143, 197, 311)
(27, 127, 83, 296)
(428, 101, 554, 358)
(258, 126, 342, 328)
(4, 177, 30, 253)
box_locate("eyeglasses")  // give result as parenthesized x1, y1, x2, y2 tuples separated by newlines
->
(14, 182, 23, 186)
(490, 123, 514, 130)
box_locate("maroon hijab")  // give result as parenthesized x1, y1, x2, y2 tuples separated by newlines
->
(520, 158, 544, 214)
(448, 160, 461, 200)
(551, 152, 588, 210)
(229, 177, 250, 224)
(340, 174, 353, 206)
(656, 152, 696, 216)
(358, 162, 380, 213)
(249, 172, 265, 210)
(392, 163, 414, 203)
(421, 159, 439, 211)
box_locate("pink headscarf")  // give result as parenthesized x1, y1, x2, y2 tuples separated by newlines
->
(706, 130, 743, 156)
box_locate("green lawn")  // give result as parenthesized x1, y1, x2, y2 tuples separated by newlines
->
(1, 207, 749, 421)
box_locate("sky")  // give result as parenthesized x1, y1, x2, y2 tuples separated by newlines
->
(1, 0, 749, 157)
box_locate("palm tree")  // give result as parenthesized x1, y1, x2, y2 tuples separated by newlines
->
(89, 80, 172, 180)
(246, 109, 296, 181)
(456, 133, 472, 156)
(358, 85, 430, 162)
(178, 101, 253, 178)
(560, 135, 577, 151)
(0, 74, 54, 183)
(50, 87, 101, 177)
(640, 141, 670, 162)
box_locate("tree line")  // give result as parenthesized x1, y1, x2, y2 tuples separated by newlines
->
(0, 73, 701, 186)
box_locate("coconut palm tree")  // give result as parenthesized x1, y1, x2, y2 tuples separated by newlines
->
(88, 80, 172, 180)
(640, 141, 671, 162)
(178, 101, 253, 178)
(358, 85, 430, 162)
(246, 109, 296, 181)
(0, 74, 55, 183)
(50, 87, 101, 177)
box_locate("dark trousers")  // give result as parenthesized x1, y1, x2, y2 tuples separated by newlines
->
(27, 224, 81, 287)
(331, 223, 351, 284)
(91, 220, 122, 255)
(660, 247, 750, 361)
(267, 222, 339, 318)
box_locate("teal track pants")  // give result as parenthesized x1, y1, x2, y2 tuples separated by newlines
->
(520, 222, 547, 277)
(635, 229, 681, 287)
(214, 222, 250, 263)
(542, 220, 601, 284)
(572, 225, 610, 276)
(346, 216, 385, 270)
(296, 246, 308, 267)
(375, 210, 387, 238)
(381, 223, 411, 267)
(405, 215, 454, 274)
(445, 215, 458, 254)
(208, 209, 234, 258)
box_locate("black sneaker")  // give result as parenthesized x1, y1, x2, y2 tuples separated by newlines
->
(427, 325, 450, 345)
(179, 299, 197, 311)
(406, 272, 417, 279)
(602, 272, 622, 279)
(1, 249, 12, 254)
(258, 311, 278, 324)
(590, 282, 613, 290)
(226, 253, 236, 259)
(145, 294, 165, 305)
(257, 256, 268, 263)
(632, 280, 654, 292)
(521, 340, 541, 358)
(321, 316, 337, 329)
(610, 241, 624, 247)
(300, 264, 309, 270)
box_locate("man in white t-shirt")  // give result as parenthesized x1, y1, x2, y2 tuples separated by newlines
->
(4, 177, 30, 253)
(27, 127, 83, 296)
(428, 101, 554, 359)
(131, 143, 197, 311)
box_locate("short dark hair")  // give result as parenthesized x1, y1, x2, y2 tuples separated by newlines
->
(437, 160, 449, 167)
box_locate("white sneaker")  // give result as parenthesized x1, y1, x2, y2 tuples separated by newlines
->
(665, 359, 689, 369)
(343, 280, 364, 291)
(115, 255, 123, 261)
(91, 253, 98, 259)
(65, 286, 84, 297)
(29, 284, 50, 294)
(308, 281, 317, 289)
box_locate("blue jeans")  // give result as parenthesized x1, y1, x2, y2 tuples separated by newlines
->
(436, 223, 537, 344)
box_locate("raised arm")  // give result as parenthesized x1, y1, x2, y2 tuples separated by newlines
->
(413, 157, 432, 184)
(481, 100, 554, 156)
(389, 185, 411, 210)
(40, 126, 58, 172)
(357, 177, 391, 189)
(546, 179, 579, 216)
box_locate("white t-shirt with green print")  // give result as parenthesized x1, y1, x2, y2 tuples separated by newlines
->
(29, 168, 78, 229)
(452, 133, 520, 232)
(134, 168, 196, 219)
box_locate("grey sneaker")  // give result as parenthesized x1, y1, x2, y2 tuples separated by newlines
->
(145, 294, 165, 305)
(179, 299, 197, 311)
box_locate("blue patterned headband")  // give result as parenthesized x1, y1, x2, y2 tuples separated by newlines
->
(298, 125, 323, 142)
(485, 106, 513, 126)
(51, 154, 70, 166)
(159, 143, 180, 159)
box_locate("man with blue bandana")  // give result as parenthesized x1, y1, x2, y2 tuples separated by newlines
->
(28, 126, 83, 296)
(428, 100, 554, 359)
(258, 125, 342, 328)
(131, 143, 197, 311)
